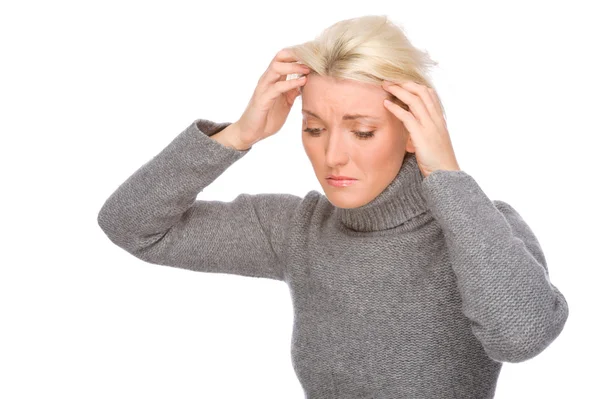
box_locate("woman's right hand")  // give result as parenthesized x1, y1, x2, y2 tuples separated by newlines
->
(234, 48, 311, 147)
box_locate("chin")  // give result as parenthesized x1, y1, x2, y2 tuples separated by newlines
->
(323, 188, 373, 209)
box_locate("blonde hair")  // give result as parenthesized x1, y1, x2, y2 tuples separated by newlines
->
(288, 15, 445, 118)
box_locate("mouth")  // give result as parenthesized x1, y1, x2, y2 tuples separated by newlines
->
(326, 178, 358, 187)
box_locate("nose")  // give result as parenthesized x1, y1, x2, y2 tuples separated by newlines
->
(324, 129, 350, 169)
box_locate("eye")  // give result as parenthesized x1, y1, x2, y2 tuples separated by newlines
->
(303, 128, 322, 136)
(303, 128, 375, 140)
(354, 130, 375, 139)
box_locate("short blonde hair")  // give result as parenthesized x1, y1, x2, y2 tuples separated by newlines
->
(288, 15, 444, 118)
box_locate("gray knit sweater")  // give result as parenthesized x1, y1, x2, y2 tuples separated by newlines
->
(98, 118, 569, 398)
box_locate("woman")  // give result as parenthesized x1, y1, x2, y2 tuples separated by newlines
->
(98, 15, 569, 398)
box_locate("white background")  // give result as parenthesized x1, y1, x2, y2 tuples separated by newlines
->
(1, 0, 598, 397)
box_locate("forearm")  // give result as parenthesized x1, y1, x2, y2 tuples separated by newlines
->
(421, 170, 569, 363)
(97, 119, 250, 251)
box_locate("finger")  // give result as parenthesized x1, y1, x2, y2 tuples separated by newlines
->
(276, 61, 311, 81)
(284, 83, 303, 106)
(261, 59, 310, 86)
(382, 82, 431, 126)
(427, 87, 447, 124)
(383, 98, 419, 135)
(274, 47, 301, 63)
(396, 81, 445, 129)
(265, 75, 306, 100)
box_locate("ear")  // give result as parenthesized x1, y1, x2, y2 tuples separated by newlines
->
(405, 135, 416, 153)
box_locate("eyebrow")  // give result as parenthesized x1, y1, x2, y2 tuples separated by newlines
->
(301, 109, 381, 122)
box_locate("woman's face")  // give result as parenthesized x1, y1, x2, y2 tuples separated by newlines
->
(301, 74, 415, 209)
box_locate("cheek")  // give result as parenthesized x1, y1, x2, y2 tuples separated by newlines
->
(369, 134, 404, 167)
(301, 136, 320, 162)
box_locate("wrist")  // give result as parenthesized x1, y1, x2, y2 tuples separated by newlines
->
(211, 123, 253, 151)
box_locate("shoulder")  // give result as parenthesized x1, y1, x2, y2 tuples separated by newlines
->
(250, 189, 331, 228)
(290, 189, 329, 221)
(241, 189, 325, 221)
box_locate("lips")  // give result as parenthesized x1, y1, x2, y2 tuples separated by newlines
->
(327, 175, 357, 180)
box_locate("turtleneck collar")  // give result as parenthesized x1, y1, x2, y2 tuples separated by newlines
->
(333, 152, 430, 232)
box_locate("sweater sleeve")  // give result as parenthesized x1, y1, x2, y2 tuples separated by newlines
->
(97, 118, 302, 282)
(420, 169, 569, 363)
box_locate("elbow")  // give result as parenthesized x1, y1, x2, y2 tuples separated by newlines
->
(97, 203, 134, 250)
(97, 204, 113, 238)
(97, 203, 120, 242)
(98, 205, 168, 265)
(485, 336, 556, 364)
(484, 298, 569, 363)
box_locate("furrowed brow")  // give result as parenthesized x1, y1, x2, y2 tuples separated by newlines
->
(302, 109, 381, 122)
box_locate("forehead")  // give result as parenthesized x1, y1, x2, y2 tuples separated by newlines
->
(301, 75, 387, 121)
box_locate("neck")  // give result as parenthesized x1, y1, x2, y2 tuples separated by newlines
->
(333, 153, 429, 232)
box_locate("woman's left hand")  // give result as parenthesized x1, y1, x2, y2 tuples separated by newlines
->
(382, 80, 461, 178)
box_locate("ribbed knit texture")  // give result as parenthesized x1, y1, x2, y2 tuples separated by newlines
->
(98, 118, 569, 398)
